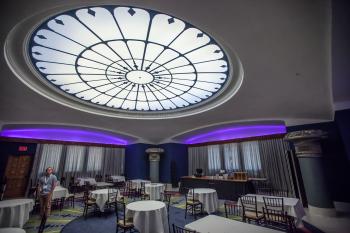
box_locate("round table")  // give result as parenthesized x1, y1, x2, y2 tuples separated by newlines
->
(126, 200, 169, 233)
(145, 183, 165, 200)
(90, 188, 119, 211)
(77, 178, 97, 186)
(192, 188, 218, 214)
(131, 179, 151, 189)
(0, 228, 26, 233)
(0, 199, 34, 228)
(52, 186, 69, 199)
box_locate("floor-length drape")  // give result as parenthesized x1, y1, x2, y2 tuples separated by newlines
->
(259, 138, 295, 196)
(188, 146, 209, 176)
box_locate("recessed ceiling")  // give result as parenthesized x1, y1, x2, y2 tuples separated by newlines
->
(25, 5, 242, 117)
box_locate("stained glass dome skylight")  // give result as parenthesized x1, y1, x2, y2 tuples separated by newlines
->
(27, 5, 239, 114)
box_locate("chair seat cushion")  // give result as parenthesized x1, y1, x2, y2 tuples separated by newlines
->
(187, 200, 201, 205)
(117, 219, 134, 227)
(245, 211, 264, 219)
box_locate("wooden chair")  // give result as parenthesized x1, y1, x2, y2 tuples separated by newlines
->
(139, 182, 150, 200)
(240, 195, 264, 224)
(262, 208, 296, 232)
(124, 181, 137, 199)
(224, 200, 242, 221)
(184, 188, 203, 219)
(116, 200, 135, 233)
(162, 191, 172, 232)
(263, 196, 284, 212)
(172, 224, 196, 233)
(107, 188, 119, 212)
(60, 177, 66, 187)
(274, 189, 289, 197)
(95, 174, 103, 182)
(82, 190, 97, 219)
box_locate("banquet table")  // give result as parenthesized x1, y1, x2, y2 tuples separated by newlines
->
(0, 199, 34, 228)
(185, 215, 283, 233)
(145, 183, 165, 200)
(190, 188, 218, 214)
(126, 200, 169, 233)
(239, 194, 305, 225)
(77, 177, 97, 186)
(0, 228, 26, 233)
(131, 179, 151, 189)
(111, 175, 125, 182)
(52, 185, 69, 200)
(90, 188, 119, 211)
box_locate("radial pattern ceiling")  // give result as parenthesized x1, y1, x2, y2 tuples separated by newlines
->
(28, 6, 231, 113)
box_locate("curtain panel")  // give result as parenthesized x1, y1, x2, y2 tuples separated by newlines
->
(188, 138, 295, 196)
(27, 143, 125, 193)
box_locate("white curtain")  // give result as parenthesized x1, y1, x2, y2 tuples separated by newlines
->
(37, 144, 63, 175)
(64, 145, 86, 172)
(223, 143, 241, 171)
(188, 146, 209, 176)
(87, 146, 103, 171)
(208, 145, 221, 174)
(241, 141, 262, 176)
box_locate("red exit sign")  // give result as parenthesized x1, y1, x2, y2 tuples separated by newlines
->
(18, 146, 28, 152)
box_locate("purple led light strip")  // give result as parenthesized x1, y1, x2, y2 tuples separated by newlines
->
(0, 128, 128, 145)
(184, 125, 286, 144)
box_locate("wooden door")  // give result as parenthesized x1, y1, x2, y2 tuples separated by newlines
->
(4, 155, 33, 198)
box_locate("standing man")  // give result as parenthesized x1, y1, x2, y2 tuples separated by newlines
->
(38, 167, 57, 217)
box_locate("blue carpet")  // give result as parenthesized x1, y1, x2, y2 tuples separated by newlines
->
(61, 204, 325, 233)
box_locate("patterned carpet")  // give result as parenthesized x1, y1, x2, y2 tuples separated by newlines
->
(23, 195, 322, 233)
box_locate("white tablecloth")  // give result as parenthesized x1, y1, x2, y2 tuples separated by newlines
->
(96, 182, 114, 188)
(0, 199, 34, 228)
(185, 215, 283, 233)
(111, 176, 125, 182)
(191, 188, 218, 214)
(0, 228, 26, 233)
(240, 194, 305, 225)
(126, 200, 169, 233)
(145, 183, 165, 200)
(77, 178, 97, 186)
(131, 179, 151, 189)
(52, 186, 69, 200)
(90, 188, 119, 212)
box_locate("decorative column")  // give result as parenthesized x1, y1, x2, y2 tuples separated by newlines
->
(285, 130, 336, 216)
(146, 148, 164, 183)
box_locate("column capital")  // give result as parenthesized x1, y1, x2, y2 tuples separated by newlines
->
(284, 130, 327, 157)
(146, 147, 164, 162)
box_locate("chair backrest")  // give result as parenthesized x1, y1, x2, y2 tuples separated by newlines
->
(140, 182, 146, 194)
(262, 207, 295, 232)
(162, 192, 172, 211)
(274, 189, 289, 197)
(0, 183, 6, 201)
(263, 196, 284, 212)
(224, 201, 241, 219)
(172, 224, 196, 233)
(240, 195, 258, 215)
(116, 200, 127, 225)
(83, 190, 90, 203)
(108, 188, 118, 201)
(185, 188, 197, 203)
(60, 177, 66, 187)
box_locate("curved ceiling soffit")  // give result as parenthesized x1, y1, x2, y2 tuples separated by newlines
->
(0, 122, 140, 145)
(4, 3, 244, 120)
(167, 119, 286, 144)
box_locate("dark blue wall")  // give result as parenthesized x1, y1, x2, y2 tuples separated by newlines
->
(125, 143, 188, 183)
(287, 111, 350, 203)
(124, 143, 152, 180)
(158, 143, 188, 183)
(335, 109, 350, 161)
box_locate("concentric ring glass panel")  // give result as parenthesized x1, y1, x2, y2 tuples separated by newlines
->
(28, 6, 230, 112)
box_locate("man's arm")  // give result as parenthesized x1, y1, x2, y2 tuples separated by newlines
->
(49, 176, 57, 195)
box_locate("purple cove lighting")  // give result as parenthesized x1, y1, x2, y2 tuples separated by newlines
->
(0, 128, 128, 145)
(184, 125, 286, 144)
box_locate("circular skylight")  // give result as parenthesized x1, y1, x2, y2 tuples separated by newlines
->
(28, 6, 232, 112)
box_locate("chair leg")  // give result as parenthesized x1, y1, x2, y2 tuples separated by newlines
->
(185, 204, 187, 219)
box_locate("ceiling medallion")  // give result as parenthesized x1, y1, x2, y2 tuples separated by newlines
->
(27, 5, 237, 114)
